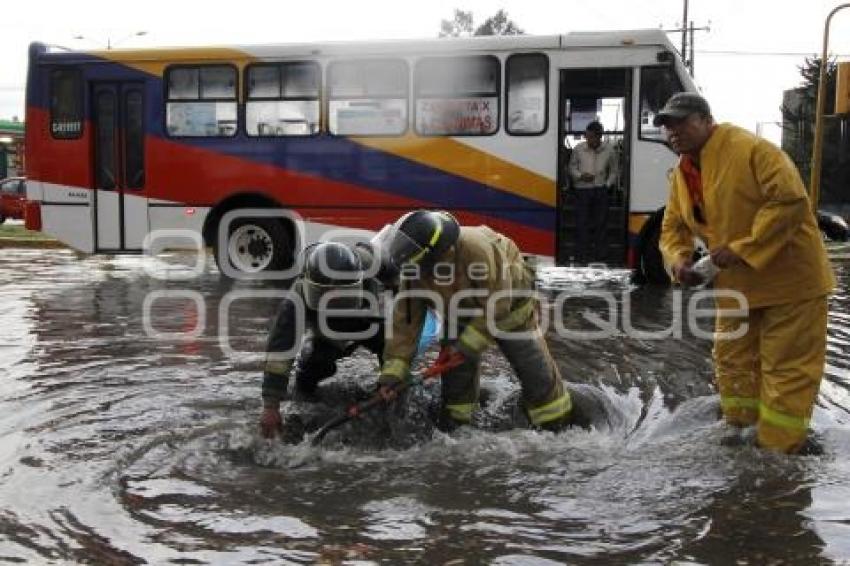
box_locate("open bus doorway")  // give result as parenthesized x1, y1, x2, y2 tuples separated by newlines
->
(556, 68, 631, 266)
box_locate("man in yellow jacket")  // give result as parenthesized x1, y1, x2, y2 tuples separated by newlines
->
(657, 93, 835, 453)
(374, 210, 572, 431)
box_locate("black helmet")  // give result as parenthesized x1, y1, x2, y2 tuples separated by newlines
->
(302, 242, 364, 310)
(372, 210, 460, 277)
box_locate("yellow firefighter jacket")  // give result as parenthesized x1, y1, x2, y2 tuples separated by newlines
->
(380, 226, 537, 382)
(660, 123, 835, 309)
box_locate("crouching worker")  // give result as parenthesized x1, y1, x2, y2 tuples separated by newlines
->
(259, 241, 385, 438)
(374, 210, 573, 432)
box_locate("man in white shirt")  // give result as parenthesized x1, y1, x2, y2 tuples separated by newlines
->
(567, 121, 619, 263)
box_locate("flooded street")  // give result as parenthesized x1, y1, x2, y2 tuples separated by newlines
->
(0, 248, 849, 564)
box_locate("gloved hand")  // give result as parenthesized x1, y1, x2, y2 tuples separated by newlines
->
(423, 345, 466, 378)
(671, 259, 705, 287)
(259, 404, 283, 439)
(710, 246, 743, 269)
(377, 383, 400, 402)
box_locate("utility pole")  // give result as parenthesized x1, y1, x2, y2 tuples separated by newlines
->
(689, 21, 696, 75)
(682, 0, 689, 62)
(663, 0, 709, 76)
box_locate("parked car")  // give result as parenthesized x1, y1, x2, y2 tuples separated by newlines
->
(0, 177, 26, 224)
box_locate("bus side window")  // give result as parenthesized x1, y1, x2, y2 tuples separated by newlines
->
(506, 53, 548, 136)
(50, 68, 83, 140)
(639, 66, 684, 142)
(327, 59, 408, 136)
(414, 55, 500, 136)
(246, 62, 320, 137)
(165, 65, 238, 137)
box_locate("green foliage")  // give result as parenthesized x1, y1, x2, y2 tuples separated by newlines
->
(439, 9, 474, 38)
(0, 224, 53, 241)
(439, 8, 524, 37)
(799, 57, 837, 111)
(474, 9, 524, 36)
(781, 56, 848, 204)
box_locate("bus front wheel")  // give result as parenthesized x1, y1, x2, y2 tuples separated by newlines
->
(634, 208, 671, 285)
(214, 217, 292, 277)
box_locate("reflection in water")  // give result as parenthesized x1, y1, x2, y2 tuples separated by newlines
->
(0, 250, 847, 563)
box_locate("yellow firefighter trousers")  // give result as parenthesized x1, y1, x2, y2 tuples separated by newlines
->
(714, 294, 828, 453)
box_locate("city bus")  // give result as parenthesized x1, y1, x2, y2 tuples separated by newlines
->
(24, 29, 695, 282)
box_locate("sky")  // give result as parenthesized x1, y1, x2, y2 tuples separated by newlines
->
(3, 0, 850, 144)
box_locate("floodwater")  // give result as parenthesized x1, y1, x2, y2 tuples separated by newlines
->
(0, 248, 848, 564)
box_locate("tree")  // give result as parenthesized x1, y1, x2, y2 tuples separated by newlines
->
(439, 9, 474, 38)
(474, 9, 524, 36)
(439, 8, 524, 37)
(781, 57, 847, 204)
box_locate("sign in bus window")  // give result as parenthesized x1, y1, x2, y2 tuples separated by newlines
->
(50, 68, 83, 139)
(328, 60, 408, 136)
(330, 100, 406, 136)
(507, 54, 547, 135)
(167, 102, 237, 137)
(415, 56, 500, 136)
(416, 98, 498, 136)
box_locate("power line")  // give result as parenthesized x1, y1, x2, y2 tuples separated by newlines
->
(697, 49, 850, 57)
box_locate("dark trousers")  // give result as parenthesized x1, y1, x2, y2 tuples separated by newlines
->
(574, 186, 608, 263)
(294, 331, 384, 393)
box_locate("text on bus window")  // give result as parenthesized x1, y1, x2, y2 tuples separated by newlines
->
(50, 68, 83, 139)
(506, 53, 548, 135)
(415, 55, 500, 136)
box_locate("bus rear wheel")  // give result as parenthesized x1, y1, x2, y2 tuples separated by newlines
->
(214, 217, 292, 277)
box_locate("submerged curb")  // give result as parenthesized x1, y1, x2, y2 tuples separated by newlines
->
(0, 237, 67, 249)
(828, 242, 850, 261)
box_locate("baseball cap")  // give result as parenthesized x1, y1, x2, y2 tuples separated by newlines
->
(652, 92, 712, 127)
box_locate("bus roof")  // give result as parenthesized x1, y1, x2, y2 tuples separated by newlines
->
(39, 29, 677, 63)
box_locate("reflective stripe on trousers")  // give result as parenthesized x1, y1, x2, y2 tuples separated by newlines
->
(445, 402, 476, 423)
(527, 390, 572, 425)
(714, 295, 827, 453)
(380, 357, 410, 382)
(720, 396, 810, 430)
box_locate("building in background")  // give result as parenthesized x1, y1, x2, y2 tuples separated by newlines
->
(782, 88, 849, 213)
(0, 118, 25, 179)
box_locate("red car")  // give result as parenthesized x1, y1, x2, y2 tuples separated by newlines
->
(0, 177, 26, 223)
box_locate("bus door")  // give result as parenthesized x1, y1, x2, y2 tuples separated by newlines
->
(92, 82, 148, 251)
(556, 68, 632, 266)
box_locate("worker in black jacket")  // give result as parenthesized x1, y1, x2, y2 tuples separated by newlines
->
(259, 241, 385, 438)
